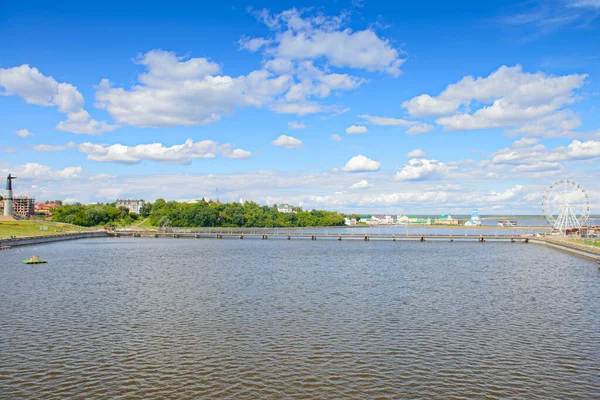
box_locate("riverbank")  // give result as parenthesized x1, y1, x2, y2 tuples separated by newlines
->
(0, 220, 96, 239)
(0, 231, 107, 248)
(530, 237, 600, 260)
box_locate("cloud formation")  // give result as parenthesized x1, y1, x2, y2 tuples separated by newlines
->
(346, 125, 368, 134)
(15, 129, 34, 138)
(396, 158, 450, 181)
(341, 154, 381, 172)
(0, 65, 114, 134)
(244, 8, 405, 76)
(402, 65, 587, 137)
(272, 134, 303, 148)
(77, 139, 250, 164)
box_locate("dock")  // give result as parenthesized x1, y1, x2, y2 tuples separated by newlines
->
(108, 231, 532, 243)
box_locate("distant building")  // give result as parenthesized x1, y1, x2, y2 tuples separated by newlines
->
(0, 196, 35, 218)
(435, 214, 459, 225)
(344, 217, 357, 226)
(408, 216, 431, 225)
(396, 215, 410, 225)
(34, 202, 61, 216)
(116, 199, 145, 214)
(465, 208, 482, 226)
(365, 215, 394, 225)
(277, 205, 296, 213)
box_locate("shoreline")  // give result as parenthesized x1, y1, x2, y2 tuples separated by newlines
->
(1, 231, 107, 248)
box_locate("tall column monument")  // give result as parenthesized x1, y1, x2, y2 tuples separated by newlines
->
(4, 174, 17, 217)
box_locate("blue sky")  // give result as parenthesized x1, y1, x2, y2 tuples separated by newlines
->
(1, 0, 599, 214)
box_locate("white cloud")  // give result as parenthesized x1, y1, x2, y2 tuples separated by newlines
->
(270, 100, 323, 115)
(330, 134, 343, 142)
(96, 50, 291, 127)
(406, 123, 434, 135)
(492, 138, 600, 166)
(11, 163, 83, 180)
(346, 125, 368, 134)
(15, 129, 34, 138)
(77, 139, 250, 164)
(401, 65, 587, 137)
(0, 65, 114, 134)
(220, 144, 252, 159)
(33, 142, 76, 152)
(511, 137, 539, 148)
(357, 114, 416, 127)
(272, 134, 303, 148)
(570, 0, 600, 8)
(340, 154, 381, 172)
(288, 121, 306, 129)
(248, 8, 405, 76)
(485, 185, 524, 202)
(350, 180, 372, 189)
(395, 158, 450, 181)
(407, 149, 426, 158)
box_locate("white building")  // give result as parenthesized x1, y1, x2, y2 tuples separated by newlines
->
(365, 215, 394, 225)
(344, 217, 357, 226)
(396, 215, 410, 225)
(116, 199, 145, 214)
(465, 208, 482, 226)
(277, 205, 296, 213)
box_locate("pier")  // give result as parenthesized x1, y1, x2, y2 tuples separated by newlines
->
(108, 230, 532, 243)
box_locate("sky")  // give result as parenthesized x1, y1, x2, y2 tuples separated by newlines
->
(1, 0, 600, 214)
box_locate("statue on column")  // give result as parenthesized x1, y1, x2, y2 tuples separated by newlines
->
(6, 174, 16, 191)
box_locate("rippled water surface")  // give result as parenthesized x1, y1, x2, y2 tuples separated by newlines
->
(1, 238, 599, 399)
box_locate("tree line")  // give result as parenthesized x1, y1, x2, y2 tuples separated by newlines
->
(51, 199, 347, 228)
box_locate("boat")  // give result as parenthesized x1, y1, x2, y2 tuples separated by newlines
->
(22, 256, 48, 265)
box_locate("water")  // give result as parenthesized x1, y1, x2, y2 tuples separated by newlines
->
(1, 238, 599, 399)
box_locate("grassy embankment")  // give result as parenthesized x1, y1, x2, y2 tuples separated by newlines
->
(0, 220, 95, 239)
(568, 237, 600, 248)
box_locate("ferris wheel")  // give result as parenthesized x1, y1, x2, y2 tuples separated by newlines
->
(542, 179, 591, 232)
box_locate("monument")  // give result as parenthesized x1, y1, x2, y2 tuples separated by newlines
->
(4, 174, 17, 217)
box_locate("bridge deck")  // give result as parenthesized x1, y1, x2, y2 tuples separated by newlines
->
(110, 232, 530, 241)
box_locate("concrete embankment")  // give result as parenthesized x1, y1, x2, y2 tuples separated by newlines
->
(1, 231, 108, 248)
(530, 238, 600, 261)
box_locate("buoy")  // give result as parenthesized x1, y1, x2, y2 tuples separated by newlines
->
(22, 255, 47, 265)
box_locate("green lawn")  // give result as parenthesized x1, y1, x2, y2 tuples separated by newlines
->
(568, 237, 600, 247)
(0, 220, 93, 239)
